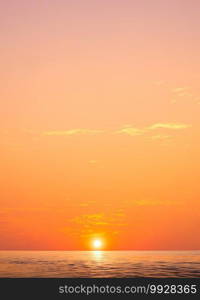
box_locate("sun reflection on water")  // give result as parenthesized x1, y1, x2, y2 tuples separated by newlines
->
(91, 250, 104, 262)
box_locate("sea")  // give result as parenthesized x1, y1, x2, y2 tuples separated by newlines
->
(0, 250, 199, 278)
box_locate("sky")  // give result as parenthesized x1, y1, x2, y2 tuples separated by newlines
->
(0, 0, 200, 250)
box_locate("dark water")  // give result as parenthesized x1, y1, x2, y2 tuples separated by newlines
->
(0, 251, 200, 278)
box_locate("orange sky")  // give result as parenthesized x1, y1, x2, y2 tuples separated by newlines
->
(1, 0, 200, 250)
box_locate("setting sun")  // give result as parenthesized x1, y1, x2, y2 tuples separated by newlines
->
(92, 239, 103, 250)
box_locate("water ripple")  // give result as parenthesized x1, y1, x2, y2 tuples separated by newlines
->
(0, 250, 200, 278)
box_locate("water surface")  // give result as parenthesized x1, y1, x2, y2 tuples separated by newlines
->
(0, 250, 199, 277)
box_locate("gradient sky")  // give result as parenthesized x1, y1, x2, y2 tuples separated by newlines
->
(1, 0, 200, 250)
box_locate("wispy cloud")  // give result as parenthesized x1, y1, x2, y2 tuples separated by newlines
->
(42, 122, 191, 139)
(134, 199, 181, 206)
(115, 122, 191, 137)
(148, 123, 191, 130)
(151, 135, 172, 140)
(116, 127, 146, 136)
(72, 214, 104, 226)
(79, 200, 96, 208)
(68, 212, 127, 238)
(88, 160, 98, 164)
(43, 129, 104, 136)
(171, 86, 197, 102)
(172, 87, 190, 93)
(154, 82, 199, 105)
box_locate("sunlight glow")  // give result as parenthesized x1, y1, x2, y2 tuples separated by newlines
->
(92, 239, 103, 250)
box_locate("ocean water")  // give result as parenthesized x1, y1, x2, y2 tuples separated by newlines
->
(0, 250, 200, 278)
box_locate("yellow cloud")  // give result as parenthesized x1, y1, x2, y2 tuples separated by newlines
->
(178, 92, 192, 97)
(72, 214, 104, 225)
(116, 122, 191, 137)
(173, 87, 190, 93)
(151, 135, 172, 140)
(148, 123, 191, 130)
(171, 86, 197, 102)
(43, 129, 104, 136)
(89, 160, 98, 164)
(135, 199, 181, 206)
(71, 212, 127, 229)
(79, 200, 96, 207)
(65, 211, 128, 240)
(116, 127, 146, 136)
(42, 122, 191, 138)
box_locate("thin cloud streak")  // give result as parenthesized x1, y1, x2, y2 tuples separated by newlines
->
(43, 129, 104, 136)
(148, 123, 191, 130)
(42, 122, 191, 138)
(115, 127, 146, 136)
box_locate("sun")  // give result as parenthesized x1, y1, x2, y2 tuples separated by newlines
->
(92, 239, 103, 250)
